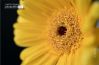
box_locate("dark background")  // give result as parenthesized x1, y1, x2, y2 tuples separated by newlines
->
(2, 0, 23, 65)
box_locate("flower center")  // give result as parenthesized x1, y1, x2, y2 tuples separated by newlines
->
(57, 26, 67, 36)
(47, 5, 83, 54)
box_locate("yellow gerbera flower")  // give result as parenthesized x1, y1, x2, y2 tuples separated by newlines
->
(14, 0, 99, 65)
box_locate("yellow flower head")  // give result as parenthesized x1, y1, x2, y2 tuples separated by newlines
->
(13, 0, 99, 65)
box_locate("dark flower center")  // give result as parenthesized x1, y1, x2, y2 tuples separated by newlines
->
(57, 26, 67, 36)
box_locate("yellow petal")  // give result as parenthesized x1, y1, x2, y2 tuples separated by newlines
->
(14, 17, 48, 47)
(81, 2, 99, 32)
(56, 54, 67, 65)
(43, 52, 60, 65)
(76, 0, 92, 16)
(21, 47, 49, 65)
(18, 0, 69, 22)
(21, 51, 60, 65)
(18, 0, 51, 20)
(96, 48, 99, 65)
(94, 28, 99, 46)
(34, 51, 59, 65)
(67, 53, 75, 65)
(29, 53, 51, 65)
(73, 47, 96, 65)
(73, 49, 81, 65)
(82, 33, 95, 46)
(21, 54, 49, 65)
(80, 47, 96, 65)
(89, 2, 99, 20)
(43, 50, 60, 65)
(14, 29, 47, 47)
(20, 43, 48, 60)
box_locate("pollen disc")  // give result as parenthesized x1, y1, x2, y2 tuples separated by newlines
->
(47, 5, 84, 54)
